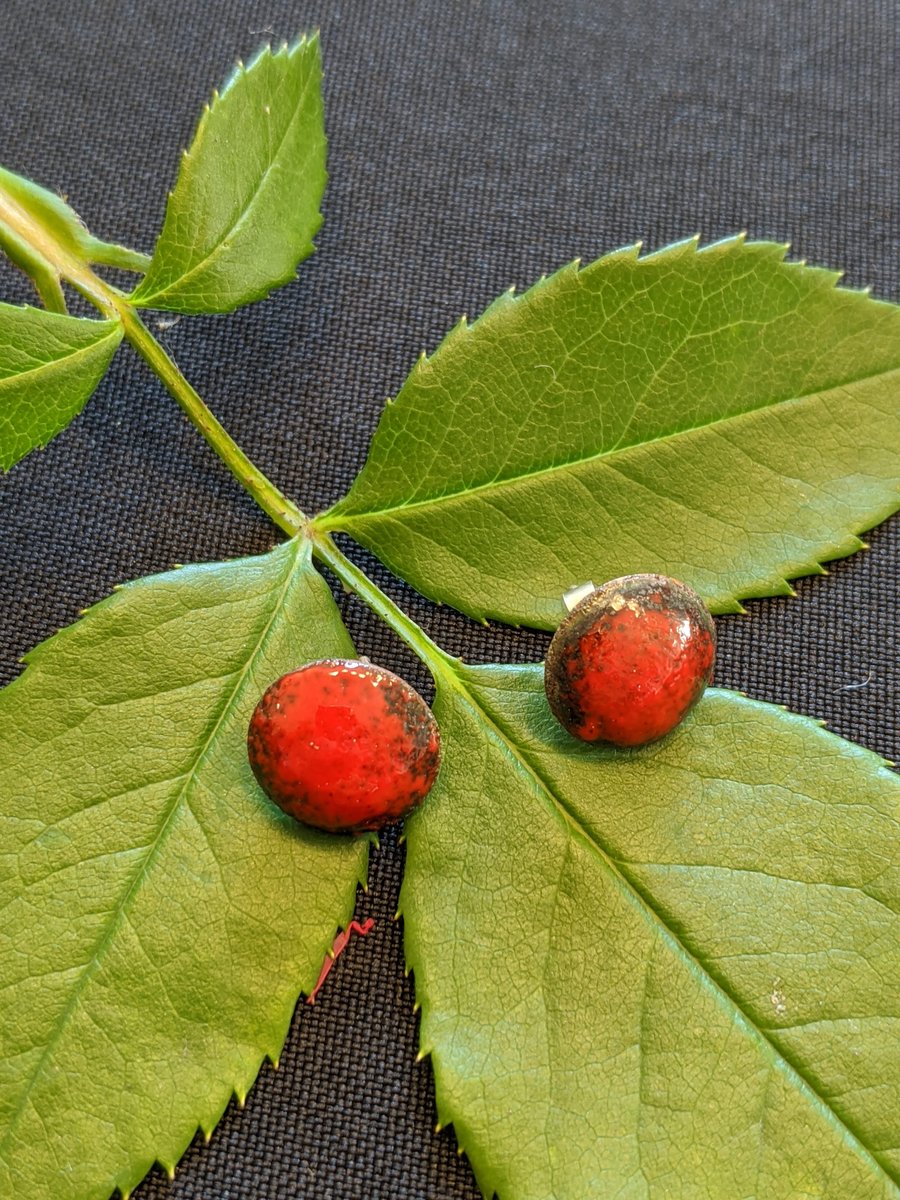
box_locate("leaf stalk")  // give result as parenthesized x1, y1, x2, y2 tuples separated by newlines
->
(0, 172, 305, 538)
(2, 157, 461, 669)
(311, 532, 455, 681)
(114, 305, 306, 538)
(0, 184, 116, 315)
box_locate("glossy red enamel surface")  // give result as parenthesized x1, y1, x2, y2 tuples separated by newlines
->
(247, 659, 441, 833)
(545, 575, 716, 747)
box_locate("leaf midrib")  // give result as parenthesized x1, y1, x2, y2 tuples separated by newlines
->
(331, 362, 900, 527)
(0, 538, 303, 1161)
(440, 667, 897, 1188)
(0, 321, 119, 391)
(138, 55, 317, 303)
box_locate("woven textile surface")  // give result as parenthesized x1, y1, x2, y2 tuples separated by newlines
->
(0, 1, 896, 1197)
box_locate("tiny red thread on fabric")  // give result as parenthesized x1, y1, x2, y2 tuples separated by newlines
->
(306, 918, 376, 1004)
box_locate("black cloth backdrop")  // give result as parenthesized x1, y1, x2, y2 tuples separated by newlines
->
(1, 2, 897, 1197)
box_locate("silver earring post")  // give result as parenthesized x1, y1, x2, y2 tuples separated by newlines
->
(562, 581, 596, 612)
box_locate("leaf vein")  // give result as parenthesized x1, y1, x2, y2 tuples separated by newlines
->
(331, 364, 900, 529)
(443, 665, 899, 1186)
(0, 538, 304, 1162)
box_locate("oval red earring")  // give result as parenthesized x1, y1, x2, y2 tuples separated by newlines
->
(545, 574, 716, 747)
(248, 659, 441, 833)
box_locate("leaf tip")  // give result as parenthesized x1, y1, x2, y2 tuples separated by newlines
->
(416, 1047, 430, 1063)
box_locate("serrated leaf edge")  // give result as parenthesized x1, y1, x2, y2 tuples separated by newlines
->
(1, 537, 368, 1200)
(0, 308, 123, 470)
(399, 674, 899, 1200)
(320, 234, 899, 623)
(132, 35, 325, 314)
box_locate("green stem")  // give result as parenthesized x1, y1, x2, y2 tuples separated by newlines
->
(122, 309, 459, 685)
(312, 532, 454, 680)
(0, 177, 305, 537)
(84, 237, 152, 274)
(3, 165, 461, 680)
(114, 305, 306, 538)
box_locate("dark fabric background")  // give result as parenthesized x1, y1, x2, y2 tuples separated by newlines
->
(1, 2, 897, 1197)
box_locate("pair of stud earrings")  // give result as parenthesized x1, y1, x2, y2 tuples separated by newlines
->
(247, 574, 716, 833)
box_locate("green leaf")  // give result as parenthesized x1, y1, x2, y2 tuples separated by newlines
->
(0, 165, 95, 272)
(322, 237, 900, 628)
(0, 537, 368, 1200)
(132, 37, 326, 314)
(0, 164, 150, 302)
(402, 664, 900, 1199)
(0, 304, 122, 469)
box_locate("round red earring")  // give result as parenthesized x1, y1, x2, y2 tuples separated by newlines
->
(248, 659, 441, 833)
(545, 574, 716, 747)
